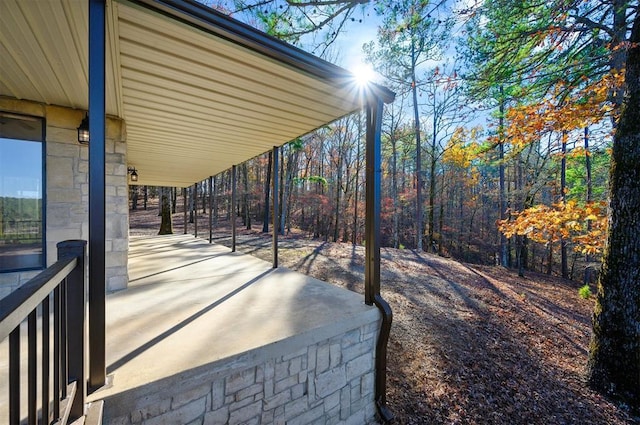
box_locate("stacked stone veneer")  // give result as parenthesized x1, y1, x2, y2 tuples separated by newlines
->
(104, 320, 381, 425)
(0, 97, 129, 296)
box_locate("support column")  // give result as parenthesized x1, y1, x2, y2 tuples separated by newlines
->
(231, 165, 237, 252)
(365, 98, 394, 423)
(209, 176, 213, 243)
(365, 99, 382, 306)
(272, 146, 279, 268)
(88, 0, 106, 392)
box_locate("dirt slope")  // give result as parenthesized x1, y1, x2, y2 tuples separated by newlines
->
(130, 208, 636, 424)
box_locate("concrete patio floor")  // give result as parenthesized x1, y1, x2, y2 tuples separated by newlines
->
(90, 234, 379, 419)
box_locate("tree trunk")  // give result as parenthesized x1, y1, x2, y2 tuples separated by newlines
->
(201, 182, 206, 214)
(280, 148, 287, 235)
(172, 187, 177, 214)
(143, 185, 148, 210)
(242, 163, 251, 230)
(353, 112, 362, 245)
(333, 142, 343, 243)
(193, 183, 198, 237)
(263, 151, 272, 233)
(498, 86, 508, 267)
(315, 140, 324, 239)
(584, 127, 593, 284)
(412, 39, 423, 251)
(278, 147, 284, 235)
(560, 132, 568, 279)
(131, 186, 138, 210)
(587, 15, 640, 410)
(281, 147, 293, 236)
(391, 132, 399, 249)
(286, 146, 299, 235)
(158, 187, 173, 235)
(516, 152, 525, 277)
(212, 176, 219, 226)
(189, 186, 194, 223)
(546, 240, 553, 275)
(438, 173, 445, 255)
(226, 170, 231, 221)
(428, 108, 437, 251)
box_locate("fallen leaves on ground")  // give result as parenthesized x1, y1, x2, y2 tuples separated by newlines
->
(130, 207, 636, 424)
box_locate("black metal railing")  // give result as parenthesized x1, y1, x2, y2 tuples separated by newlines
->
(0, 220, 42, 243)
(0, 240, 87, 425)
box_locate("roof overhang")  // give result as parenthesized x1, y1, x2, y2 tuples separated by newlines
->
(0, 0, 394, 187)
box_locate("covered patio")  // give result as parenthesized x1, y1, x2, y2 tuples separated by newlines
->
(0, 0, 394, 423)
(92, 234, 380, 423)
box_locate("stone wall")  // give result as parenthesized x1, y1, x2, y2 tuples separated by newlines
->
(104, 320, 381, 425)
(0, 97, 129, 296)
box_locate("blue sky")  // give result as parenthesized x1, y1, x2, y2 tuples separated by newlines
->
(209, 0, 381, 71)
(0, 138, 42, 198)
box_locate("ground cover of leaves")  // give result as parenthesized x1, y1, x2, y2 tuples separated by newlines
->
(130, 208, 636, 424)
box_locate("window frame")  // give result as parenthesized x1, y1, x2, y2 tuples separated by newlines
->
(0, 111, 46, 273)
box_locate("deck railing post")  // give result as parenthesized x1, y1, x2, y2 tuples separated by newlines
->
(232, 165, 237, 252)
(272, 146, 279, 268)
(57, 240, 87, 420)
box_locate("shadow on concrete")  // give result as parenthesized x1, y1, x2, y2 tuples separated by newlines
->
(107, 269, 274, 374)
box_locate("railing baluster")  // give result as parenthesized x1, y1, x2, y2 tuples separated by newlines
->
(61, 278, 68, 399)
(28, 311, 37, 425)
(0, 240, 86, 425)
(9, 327, 20, 425)
(53, 286, 61, 419)
(42, 294, 50, 424)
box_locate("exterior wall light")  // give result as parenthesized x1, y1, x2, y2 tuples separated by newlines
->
(77, 113, 90, 144)
(127, 166, 138, 182)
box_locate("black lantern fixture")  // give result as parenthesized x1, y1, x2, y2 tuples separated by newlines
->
(127, 166, 138, 182)
(77, 113, 90, 144)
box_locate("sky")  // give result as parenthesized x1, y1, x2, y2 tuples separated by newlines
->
(291, 0, 480, 86)
(208, 1, 382, 72)
(205, 1, 481, 87)
(0, 138, 42, 199)
(331, 18, 380, 72)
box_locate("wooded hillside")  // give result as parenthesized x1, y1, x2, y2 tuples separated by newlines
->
(131, 113, 610, 280)
(136, 0, 640, 414)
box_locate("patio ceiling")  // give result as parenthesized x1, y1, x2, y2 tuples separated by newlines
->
(0, 0, 393, 188)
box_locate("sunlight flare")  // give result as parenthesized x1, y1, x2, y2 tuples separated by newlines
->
(351, 64, 376, 86)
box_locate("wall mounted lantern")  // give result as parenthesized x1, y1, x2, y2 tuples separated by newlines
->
(127, 167, 138, 182)
(77, 113, 90, 144)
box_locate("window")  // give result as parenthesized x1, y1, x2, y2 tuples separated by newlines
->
(0, 112, 45, 272)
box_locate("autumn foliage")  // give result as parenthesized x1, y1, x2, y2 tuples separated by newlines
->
(492, 71, 621, 260)
(500, 71, 623, 152)
(498, 200, 607, 255)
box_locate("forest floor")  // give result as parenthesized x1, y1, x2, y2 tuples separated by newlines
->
(129, 204, 637, 424)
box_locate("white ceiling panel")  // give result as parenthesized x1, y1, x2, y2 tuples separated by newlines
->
(1, 0, 393, 188)
(0, 0, 120, 115)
